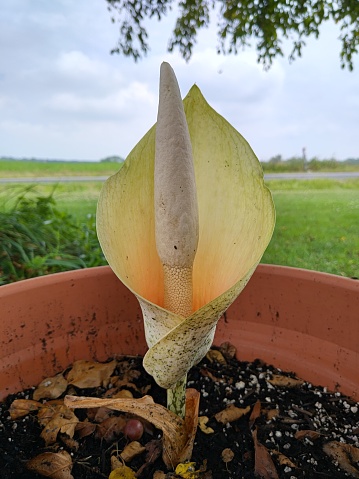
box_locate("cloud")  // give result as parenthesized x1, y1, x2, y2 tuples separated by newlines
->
(0, 2, 358, 160)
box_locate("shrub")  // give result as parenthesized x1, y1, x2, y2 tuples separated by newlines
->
(0, 190, 106, 285)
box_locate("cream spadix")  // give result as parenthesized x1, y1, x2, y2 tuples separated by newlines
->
(155, 62, 198, 318)
(96, 65, 275, 391)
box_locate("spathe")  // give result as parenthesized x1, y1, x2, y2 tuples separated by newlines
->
(97, 84, 275, 389)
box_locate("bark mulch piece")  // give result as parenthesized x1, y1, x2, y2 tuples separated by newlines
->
(1, 344, 359, 478)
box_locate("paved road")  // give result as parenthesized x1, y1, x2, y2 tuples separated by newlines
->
(1, 171, 359, 183)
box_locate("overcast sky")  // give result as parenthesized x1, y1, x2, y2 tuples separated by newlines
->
(0, 1, 358, 162)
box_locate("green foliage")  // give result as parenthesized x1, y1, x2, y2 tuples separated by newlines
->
(0, 189, 106, 285)
(106, 0, 359, 69)
(1, 178, 358, 284)
(262, 156, 359, 173)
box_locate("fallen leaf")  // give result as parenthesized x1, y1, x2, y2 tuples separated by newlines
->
(111, 455, 123, 470)
(323, 441, 359, 478)
(271, 450, 297, 468)
(153, 472, 166, 479)
(266, 409, 279, 420)
(110, 380, 141, 394)
(120, 441, 146, 462)
(252, 428, 279, 479)
(136, 439, 163, 476)
(27, 450, 74, 479)
(215, 404, 251, 424)
(65, 388, 200, 469)
(200, 368, 225, 383)
(109, 465, 137, 479)
(9, 399, 42, 419)
(67, 360, 117, 388)
(58, 433, 79, 451)
(33, 374, 68, 400)
(75, 420, 97, 438)
(267, 375, 304, 388)
(198, 416, 214, 434)
(221, 448, 234, 463)
(87, 406, 113, 423)
(175, 462, 201, 478)
(38, 405, 79, 445)
(295, 429, 322, 441)
(249, 400, 262, 428)
(218, 342, 237, 360)
(205, 350, 226, 365)
(96, 416, 127, 442)
(113, 389, 134, 399)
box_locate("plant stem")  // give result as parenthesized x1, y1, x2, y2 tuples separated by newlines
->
(167, 374, 187, 418)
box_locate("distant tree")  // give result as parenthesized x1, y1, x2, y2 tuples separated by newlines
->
(268, 155, 283, 164)
(106, 0, 359, 69)
(100, 155, 124, 163)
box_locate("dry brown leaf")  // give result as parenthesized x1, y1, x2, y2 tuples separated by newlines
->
(75, 420, 97, 439)
(271, 450, 297, 468)
(215, 404, 251, 424)
(120, 441, 146, 462)
(95, 416, 127, 442)
(267, 375, 304, 388)
(205, 349, 226, 365)
(200, 368, 225, 383)
(323, 441, 359, 478)
(266, 409, 279, 420)
(27, 450, 74, 479)
(249, 400, 262, 428)
(218, 342, 237, 360)
(59, 434, 79, 451)
(111, 455, 123, 470)
(252, 428, 279, 479)
(65, 388, 200, 469)
(110, 380, 141, 394)
(153, 472, 166, 479)
(295, 429, 322, 441)
(87, 406, 113, 423)
(67, 359, 117, 388)
(9, 399, 42, 419)
(33, 374, 68, 401)
(136, 439, 163, 477)
(221, 448, 234, 463)
(198, 416, 214, 434)
(39, 405, 79, 446)
(113, 389, 134, 399)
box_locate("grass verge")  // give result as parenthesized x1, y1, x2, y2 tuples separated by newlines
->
(0, 179, 358, 282)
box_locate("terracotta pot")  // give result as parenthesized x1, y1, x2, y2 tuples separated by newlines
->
(1, 265, 358, 402)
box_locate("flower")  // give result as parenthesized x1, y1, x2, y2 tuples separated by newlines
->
(96, 63, 275, 390)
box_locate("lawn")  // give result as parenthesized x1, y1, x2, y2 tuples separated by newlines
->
(1, 178, 358, 280)
(262, 180, 359, 278)
(0, 159, 120, 177)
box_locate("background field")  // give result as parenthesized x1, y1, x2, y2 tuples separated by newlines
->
(1, 162, 358, 282)
(0, 159, 120, 177)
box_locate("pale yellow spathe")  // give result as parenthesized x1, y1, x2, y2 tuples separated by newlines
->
(96, 85, 275, 389)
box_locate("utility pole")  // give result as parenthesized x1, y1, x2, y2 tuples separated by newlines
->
(302, 147, 307, 171)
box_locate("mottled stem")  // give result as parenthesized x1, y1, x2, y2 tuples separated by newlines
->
(167, 375, 187, 418)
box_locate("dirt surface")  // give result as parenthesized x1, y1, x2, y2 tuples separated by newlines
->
(1, 345, 359, 478)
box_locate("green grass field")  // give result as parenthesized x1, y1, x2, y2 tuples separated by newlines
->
(0, 159, 120, 177)
(262, 180, 359, 277)
(1, 175, 358, 280)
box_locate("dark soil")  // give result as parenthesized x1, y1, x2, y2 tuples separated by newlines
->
(1, 345, 359, 479)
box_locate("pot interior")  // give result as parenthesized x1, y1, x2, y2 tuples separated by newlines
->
(1, 265, 358, 401)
